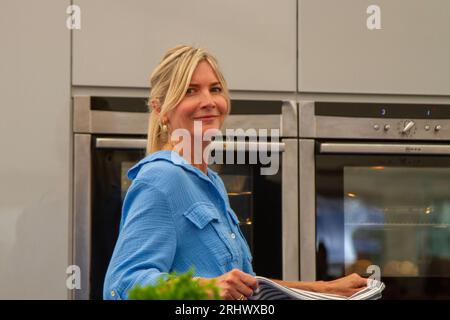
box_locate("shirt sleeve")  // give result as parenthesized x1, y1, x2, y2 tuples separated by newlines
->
(103, 180, 176, 300)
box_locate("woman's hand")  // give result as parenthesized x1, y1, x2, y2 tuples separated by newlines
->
(203, 269, 258, 300)
(321, 273, 368, 297)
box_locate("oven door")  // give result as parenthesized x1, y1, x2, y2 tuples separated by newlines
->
(300, 141, 450, 299)
(73, 134, 146, 300)
(73, 136, 298, 300)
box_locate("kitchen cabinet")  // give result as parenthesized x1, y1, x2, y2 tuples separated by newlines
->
(298, 0, 450, 95)
(73, 0, 296, 91)
(0, 0, 71, 298)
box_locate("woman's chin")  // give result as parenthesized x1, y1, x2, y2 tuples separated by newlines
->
(200, 121, 222, 133)
(189, 119, 224, 139)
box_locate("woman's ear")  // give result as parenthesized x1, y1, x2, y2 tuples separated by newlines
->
(150, 99, 161, 115)
(151, 99, 170, 126)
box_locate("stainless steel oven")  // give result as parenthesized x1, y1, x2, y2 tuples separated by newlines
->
(298, 101, 450, 299)
(72, 96, 299, 300)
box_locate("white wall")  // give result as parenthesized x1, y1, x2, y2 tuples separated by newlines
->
(0, 0, 70, 299)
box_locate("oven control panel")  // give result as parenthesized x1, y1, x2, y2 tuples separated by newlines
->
(372, 119, 444, 138)
(299, 101, 450, 140)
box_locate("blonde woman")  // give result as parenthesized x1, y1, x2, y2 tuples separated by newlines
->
(103, 45, 368, 300)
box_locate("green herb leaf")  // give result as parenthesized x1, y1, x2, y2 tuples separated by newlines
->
(127, 268, 221, 300)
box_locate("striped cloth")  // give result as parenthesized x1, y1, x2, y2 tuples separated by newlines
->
(249, 276, 385, 300)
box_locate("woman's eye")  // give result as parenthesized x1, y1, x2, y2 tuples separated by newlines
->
(186, 88, 196, 95)
(211, 86, 222, 93)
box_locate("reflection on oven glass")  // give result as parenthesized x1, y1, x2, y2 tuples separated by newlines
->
(343, 167, 450, 278)
(220, 174, 250, 193)
(210, 165, 255, 252)
(316, 195, 346, 278)
(121, 161, 136, 201)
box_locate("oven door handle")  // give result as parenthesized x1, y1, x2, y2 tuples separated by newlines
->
(95, 137, 285, 152)
(95, 138, 147, 149)
(319, 142, 450, 155)
(209, 141, 285, 152)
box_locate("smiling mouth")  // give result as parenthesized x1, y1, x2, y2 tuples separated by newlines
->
(193, 115, 219, 120)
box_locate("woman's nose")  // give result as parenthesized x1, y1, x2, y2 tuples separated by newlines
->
(199, 90, 216, 109)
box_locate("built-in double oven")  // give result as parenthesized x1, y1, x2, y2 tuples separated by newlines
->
(298, 101, 450, 299)
(72, 96, 299, 300)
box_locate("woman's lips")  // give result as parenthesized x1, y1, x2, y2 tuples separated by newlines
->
(193, 115, 219, 121)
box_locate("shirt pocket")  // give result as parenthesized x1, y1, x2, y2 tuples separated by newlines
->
(183, 203, 233, 267)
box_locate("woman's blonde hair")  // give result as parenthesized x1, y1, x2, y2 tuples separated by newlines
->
(146, 45, 231, 154)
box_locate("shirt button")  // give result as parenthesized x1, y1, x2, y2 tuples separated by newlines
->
(110, 290, 116, 297)
(230, 233, 236, 239)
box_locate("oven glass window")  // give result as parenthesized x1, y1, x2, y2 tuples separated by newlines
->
(210, 158, 282, 279)
(91, 142, 145, 300)
(121, 161, 135, 200)
(316, 154, 450, 299)
(344, 167, 450, 279)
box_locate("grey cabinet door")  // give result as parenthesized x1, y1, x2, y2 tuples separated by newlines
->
(298, 0, 450, 95)
(73, 0, 296, 91)
(0, 0, 70, 299)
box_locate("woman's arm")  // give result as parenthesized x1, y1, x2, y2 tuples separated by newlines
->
(269, 278, 326, 293)
(196, 272, 367, 299)
(103, 180, 176, 300)
(269, 273, 368, 297)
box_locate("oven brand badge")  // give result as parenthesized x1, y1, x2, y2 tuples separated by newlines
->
(405, 146, 422, 153)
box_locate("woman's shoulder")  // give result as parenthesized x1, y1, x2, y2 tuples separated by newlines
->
(128, 150, 195, 188)
(133, 159, 184, 183)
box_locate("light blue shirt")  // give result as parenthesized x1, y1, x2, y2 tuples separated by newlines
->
(103, 150, 254, 300)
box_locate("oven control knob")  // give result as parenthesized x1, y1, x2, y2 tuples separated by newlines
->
(435, 125, 442, 132)
(384, 124, 391, 131)
(399, 120, 416, 135)
(402, 120, 415, 133)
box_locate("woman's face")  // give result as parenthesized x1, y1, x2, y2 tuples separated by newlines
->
(165, 60, 228, 141)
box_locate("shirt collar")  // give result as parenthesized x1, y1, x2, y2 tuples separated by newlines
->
(127, 150, 217, 184)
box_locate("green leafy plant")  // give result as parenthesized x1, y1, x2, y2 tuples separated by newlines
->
(127, 268, 221, 300)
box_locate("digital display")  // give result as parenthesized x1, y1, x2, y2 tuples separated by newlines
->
(315, 102, 450, 119)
